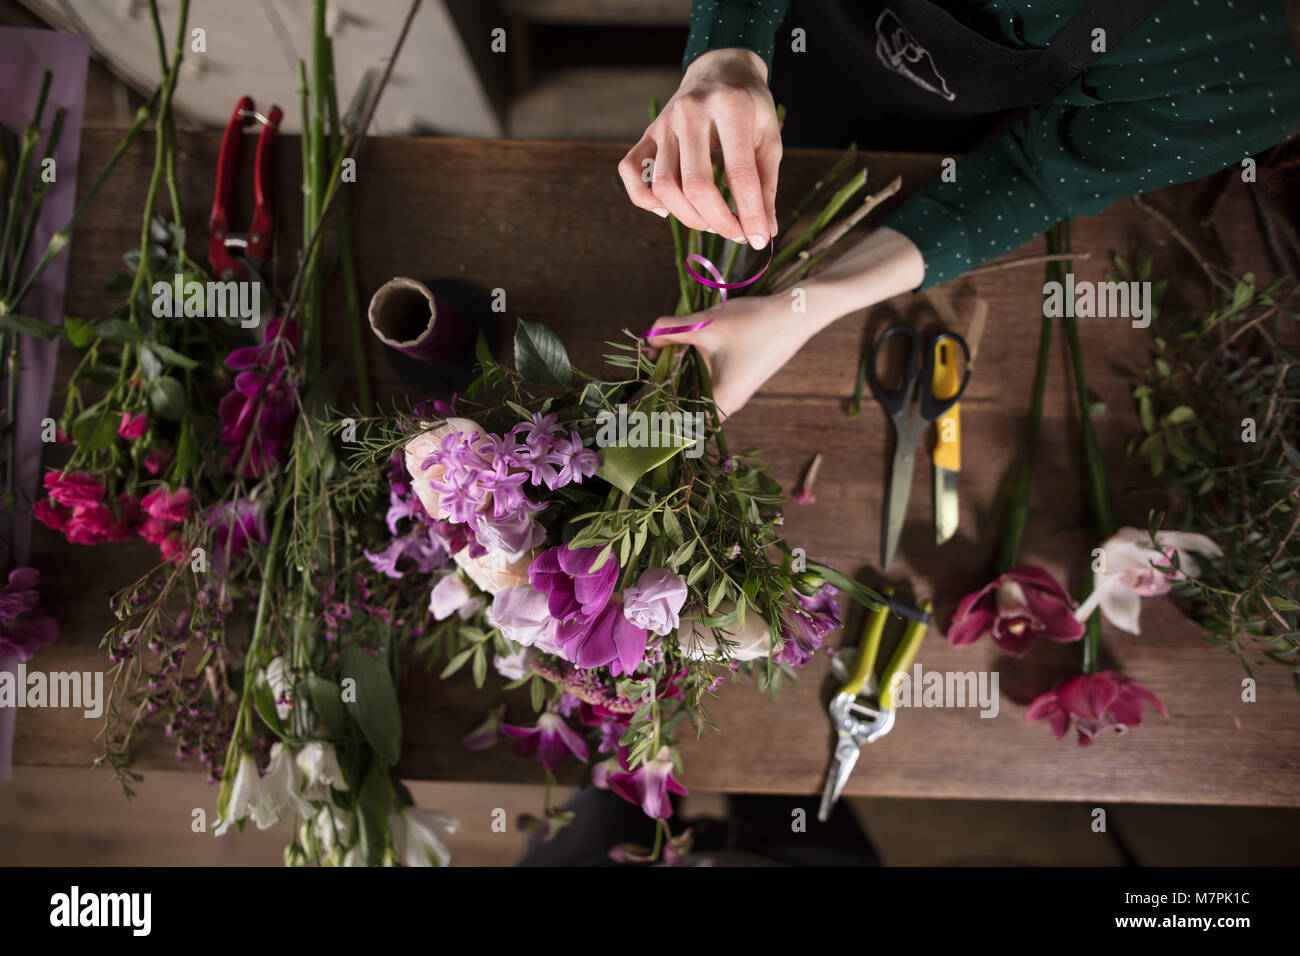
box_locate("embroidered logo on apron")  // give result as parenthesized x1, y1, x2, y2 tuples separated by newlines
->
(874, 10, 956, 101)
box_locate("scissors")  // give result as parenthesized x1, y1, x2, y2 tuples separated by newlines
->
(868, 325, 971, 570)
(818, 594, 931, 822)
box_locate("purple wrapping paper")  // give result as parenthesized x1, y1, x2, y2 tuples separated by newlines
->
(0, 28, 90, 780)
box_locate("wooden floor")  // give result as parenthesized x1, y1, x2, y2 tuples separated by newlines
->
(3, 766, 1297, 865)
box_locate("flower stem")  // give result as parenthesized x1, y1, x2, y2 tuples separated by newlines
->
(1051, 221, 1113, 673)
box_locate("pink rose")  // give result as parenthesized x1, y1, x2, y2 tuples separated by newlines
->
(118, 411, 148, 440)
(43, 470, 104, 509)
(141, 486, 193, 524)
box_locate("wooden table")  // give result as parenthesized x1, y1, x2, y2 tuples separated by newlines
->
(15, 131, 1300, 807)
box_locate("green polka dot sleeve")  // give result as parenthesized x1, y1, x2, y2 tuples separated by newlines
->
(682, 0, 790, 73)
(884, 2, 1300, 288)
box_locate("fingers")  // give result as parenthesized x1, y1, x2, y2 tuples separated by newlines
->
(649, 134, 711, 232)
(716, 108, 771, 248)
(617, 135, 667, 217)
(677, 109, 746, 241)
(755, 134, 782, 238)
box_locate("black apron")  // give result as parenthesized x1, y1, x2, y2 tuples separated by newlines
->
(770, 0, 1167, 151)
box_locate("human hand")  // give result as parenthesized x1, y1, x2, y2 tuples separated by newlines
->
(618, 48, 781, 249)
(643, 294, 810, 418)
(642, 228, 927, 417)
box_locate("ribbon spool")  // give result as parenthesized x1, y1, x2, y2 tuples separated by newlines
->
(368, 276, 471, 364)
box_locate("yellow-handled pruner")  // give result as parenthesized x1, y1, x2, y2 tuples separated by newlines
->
(817, 595, 931, 822)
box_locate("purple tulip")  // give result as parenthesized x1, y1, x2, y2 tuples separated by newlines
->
(528, 543, 618, 623)
(556, 598, 648, 675)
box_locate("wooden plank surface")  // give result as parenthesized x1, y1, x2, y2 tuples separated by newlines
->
(14, 131, 1299, 807)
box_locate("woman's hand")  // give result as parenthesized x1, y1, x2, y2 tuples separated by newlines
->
(644, 229, 927, 417)
(644, 295, 811, 418)
(618, 49, 782, 249)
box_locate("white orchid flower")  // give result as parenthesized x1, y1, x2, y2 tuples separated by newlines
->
(390, 806, 460, 867)
(1074, 527, 1222, 635)
(296, 741, 348, 802)
(265, 656, 293, 720)
(214, 750, 286, 836)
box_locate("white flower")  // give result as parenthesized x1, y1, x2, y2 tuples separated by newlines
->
(453, 545, 539, 595)
(404, 417, 488, 520)
(390, 806, 460, 867)
(1075, 527, 1223, 635)
(214, 751, 285, 836)
(675, 600, 772, 662)
(429, 573, 473, 620)
(488, 584, 561, 654)
(265, 656, 292, 721)
(314, 804, 356, 855)
(493, 644, 534, 680)
(296, 741, 348, 802)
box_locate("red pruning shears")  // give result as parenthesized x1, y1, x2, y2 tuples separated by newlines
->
(209, 96, 282, 283)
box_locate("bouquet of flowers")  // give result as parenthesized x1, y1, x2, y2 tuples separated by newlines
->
(332, 130, 898, 861)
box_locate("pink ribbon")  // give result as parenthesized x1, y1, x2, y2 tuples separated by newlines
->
(640, 245, 773, 339)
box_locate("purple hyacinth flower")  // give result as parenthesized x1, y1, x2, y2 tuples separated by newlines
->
(500, 713, 589, 771)
(528, 543, 618, 623)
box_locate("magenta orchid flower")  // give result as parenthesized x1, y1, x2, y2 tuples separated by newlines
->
(500, 712, 589, 770)
(948, 565, 1084, 657)
(1026, 670, 1167, 746)
(606, 745, 688, 819)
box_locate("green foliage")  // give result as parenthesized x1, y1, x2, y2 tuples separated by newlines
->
(1122, 256, 1300, 687)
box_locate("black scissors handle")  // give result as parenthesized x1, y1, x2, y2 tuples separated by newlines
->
(867, 325, 921, 418)
(868, 324, 971, 422)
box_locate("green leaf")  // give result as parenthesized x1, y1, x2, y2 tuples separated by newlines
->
(707, 575, 728, 613)
(96, 318, 143, 343)
(306, 677, 349, 738)
(807, 562, 885, 609)
(471, 645, 487, 688)
(138, 344, 162, 380)
(341, 645, 403, 768)
(440, 646, 475, 679)
(356, 764, 392, 866)
(0, 313, 59, 340)
(686, 561, 709, 586)
(1139, 394, 1155, 433)
(149, 341, 201, 370)
(588, 542, 614, 573)
(73, 406, 119, 453)
(173, 419, 198, 478)
(1167, 405, 1195, 425)
(148, 375, 185, 420)
(513, 318, 573, 388)
(530, 674, 545, 712)
(252, 671, 285, 737)
(63, 316, 96, 348)
(661, 507, 683, 546)
(596, 439, 691, 496)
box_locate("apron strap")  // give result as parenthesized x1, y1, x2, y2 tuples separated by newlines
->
(1036, 0, 1170, 86)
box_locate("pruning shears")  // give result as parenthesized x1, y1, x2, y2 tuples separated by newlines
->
(209, 96, 282, 284)
(818, 592, 931, 822)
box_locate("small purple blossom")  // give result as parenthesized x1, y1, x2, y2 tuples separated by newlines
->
(777, 585, 841, 667)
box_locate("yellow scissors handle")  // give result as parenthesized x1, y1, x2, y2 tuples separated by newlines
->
(840, 588, 892, 697)
(879, 599, 931, 711)
(932, 340, 962, 472)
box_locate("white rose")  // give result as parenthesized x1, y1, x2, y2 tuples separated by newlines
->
(403, 417, 487, 521)
(453, 545, 539, 595)
(675, 600, 772, 662)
